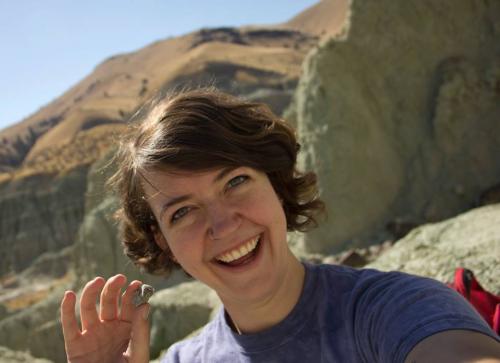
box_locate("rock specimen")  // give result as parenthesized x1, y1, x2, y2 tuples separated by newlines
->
(133, 284, 155, 307)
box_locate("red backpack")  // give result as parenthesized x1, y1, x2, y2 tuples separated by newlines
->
(448, 268, 500, 335)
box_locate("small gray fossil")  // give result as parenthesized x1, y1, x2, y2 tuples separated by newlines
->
(133, 284, 155, 307)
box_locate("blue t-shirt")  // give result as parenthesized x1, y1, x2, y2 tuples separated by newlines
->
(162, 263, 498, 362)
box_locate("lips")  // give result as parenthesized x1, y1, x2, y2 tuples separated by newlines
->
(214, 235, 261, 266)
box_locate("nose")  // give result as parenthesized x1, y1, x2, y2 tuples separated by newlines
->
(206, 201, 241, 240)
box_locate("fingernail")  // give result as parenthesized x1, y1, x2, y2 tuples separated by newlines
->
(143, 305, 150, 320)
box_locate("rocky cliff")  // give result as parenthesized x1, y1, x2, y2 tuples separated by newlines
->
(292, 0, 500, 253)
(0, 166, 87, 277)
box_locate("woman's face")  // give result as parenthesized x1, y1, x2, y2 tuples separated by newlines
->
(142, 166, 293, 304)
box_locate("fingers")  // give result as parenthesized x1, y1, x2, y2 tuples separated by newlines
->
(72, 275, 143, 334)
(60, 291, 81, 343)
(80, 277, 105, 331)
(128, 303, 151, 362)
(99, 274, 127, 321)
(120, 280, 143, 323)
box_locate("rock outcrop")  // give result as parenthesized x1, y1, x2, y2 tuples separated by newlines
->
(0, 346, 53, 363)
(149, 281, 221, 359)
(292, 0, 500, 253)
(368, 204, 500, 293)
(0, 285, 69, 363)
(0, 166, 88, 277)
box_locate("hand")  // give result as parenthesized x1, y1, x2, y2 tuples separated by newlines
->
(60, 275, 150, 363)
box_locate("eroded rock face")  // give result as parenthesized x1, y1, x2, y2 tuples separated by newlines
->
(0, 166, 87, 277)
(368, 204, 500, 294)
(293, 0, 500, 253)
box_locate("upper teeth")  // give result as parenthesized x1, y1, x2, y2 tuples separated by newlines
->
(216, 236, 260, 263)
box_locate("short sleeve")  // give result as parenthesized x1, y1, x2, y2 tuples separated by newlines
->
(349, 270, 499, 363)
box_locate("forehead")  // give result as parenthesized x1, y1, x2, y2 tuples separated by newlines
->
(139, 167, 234, 199)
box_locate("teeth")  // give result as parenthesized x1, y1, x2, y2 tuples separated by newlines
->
(216, 236, 260, 263)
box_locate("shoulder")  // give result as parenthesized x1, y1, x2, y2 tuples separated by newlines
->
(331, 266, 498, 362)
(306, 262, 363, 288)
(310, 262, 470, 303)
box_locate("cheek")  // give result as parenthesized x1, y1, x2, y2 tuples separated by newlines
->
(162, 224, 205, 261)
(242, 188, 286, 228)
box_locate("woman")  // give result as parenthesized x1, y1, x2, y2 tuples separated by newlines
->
(60, 89, 500, 362)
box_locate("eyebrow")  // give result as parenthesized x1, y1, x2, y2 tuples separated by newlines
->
(158, 166, 238, 219)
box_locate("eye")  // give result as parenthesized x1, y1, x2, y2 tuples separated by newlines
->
(170, 206, 191, 223)
(226, 175, 249, 190)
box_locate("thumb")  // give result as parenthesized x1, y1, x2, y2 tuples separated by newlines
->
(128, 303, 151, 363)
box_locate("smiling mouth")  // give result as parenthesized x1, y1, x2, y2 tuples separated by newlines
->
(215, 235, 261, 267)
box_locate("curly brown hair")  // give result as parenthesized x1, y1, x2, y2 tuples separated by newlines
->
(109, 88, 325, 277)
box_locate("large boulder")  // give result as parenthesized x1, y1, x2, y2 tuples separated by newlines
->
(292, 0, 500, 253)
(368, 204, 500, 293)
(149, 280, 221, 359)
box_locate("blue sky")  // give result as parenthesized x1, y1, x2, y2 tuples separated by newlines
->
(0, 0, 318, 131)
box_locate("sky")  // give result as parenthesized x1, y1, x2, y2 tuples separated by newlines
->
(0, 0, 318, 132)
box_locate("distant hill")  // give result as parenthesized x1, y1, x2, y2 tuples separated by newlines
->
(0, 0, 349, 181)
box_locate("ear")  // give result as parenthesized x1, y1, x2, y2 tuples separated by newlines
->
(152, 226, 168, 250)
(151, 226, 178, 263)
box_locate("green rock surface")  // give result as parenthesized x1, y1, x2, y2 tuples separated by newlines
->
(291, 0, 500, 253)
(368, 204, 500, 293)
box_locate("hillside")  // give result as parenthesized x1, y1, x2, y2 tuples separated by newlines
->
(0, 29, 317, 177)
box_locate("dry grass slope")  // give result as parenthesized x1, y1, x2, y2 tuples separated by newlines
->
(0, 124, 125, 183)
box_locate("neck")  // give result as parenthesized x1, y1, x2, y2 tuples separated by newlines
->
(221, 253, 306, 335)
